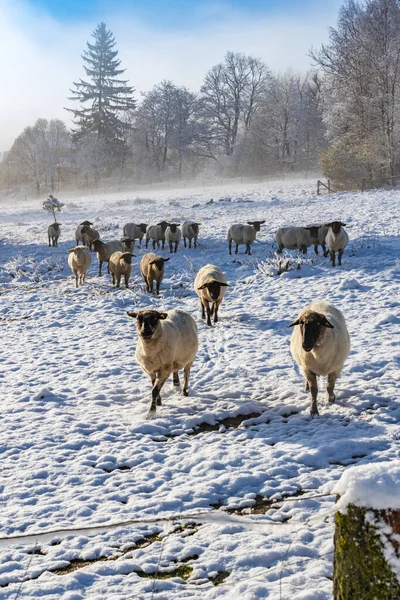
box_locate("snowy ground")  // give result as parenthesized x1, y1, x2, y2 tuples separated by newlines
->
(0, 179, 399, 599)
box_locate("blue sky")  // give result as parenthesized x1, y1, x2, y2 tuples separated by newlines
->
(25, 0, 338, 27)
(0, 0, 342, 150)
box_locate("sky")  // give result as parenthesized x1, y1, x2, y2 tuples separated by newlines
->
(0, 0, 343, 152)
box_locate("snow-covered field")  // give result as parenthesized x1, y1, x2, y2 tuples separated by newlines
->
(1, 179, 399, 599)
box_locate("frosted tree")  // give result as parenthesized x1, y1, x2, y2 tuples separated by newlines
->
(43, 195, 64, 223)
(200, 52, 269, 157)
(311, 0, 400, 187)
(66, 22, 136, 162)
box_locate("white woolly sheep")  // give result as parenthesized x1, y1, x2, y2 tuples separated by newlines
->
(140, 252, 170, 295)
(146, 221, 169, 250)
(275, 226, 320, 254)
(194, 264, 229, 326)
(288, 300, 350, 416)
(123, 223, 147, 246)
(67, 246, 92, 288)
(325, 221, 349, 266)
(127, 308, 198, 417)
(165, 223, 181, 253)
(182, 222, 201, 249)
(48, 223, 61, 247)
(228, 221, 265, 255)
(92, 239, 123, 276)
(109, 251, 134, 288)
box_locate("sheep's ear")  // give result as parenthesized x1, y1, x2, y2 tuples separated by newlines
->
(127, 311, 137, 319)
(259, 220, 266, 224)
(159, 313, 168, 320)
(247, 221, 254, 225)
(162, 257, 170, 262)
(68, 248, 75, 253)
(197, 283, 209, 290)
(322, 318, 334, 329)
(287, 318, 301, 328)
(340, 222, 347, 226)
(219, 282, 229, 287)
(324, 222, 332, 227)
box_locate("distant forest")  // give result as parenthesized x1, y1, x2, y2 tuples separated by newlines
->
(3, 0, 400, 194)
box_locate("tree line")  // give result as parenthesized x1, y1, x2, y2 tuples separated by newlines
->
(3, 0, 400, 194)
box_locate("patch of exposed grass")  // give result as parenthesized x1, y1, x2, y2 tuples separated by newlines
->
(209, 570, 230, 585)
(134, 564, 193, 580)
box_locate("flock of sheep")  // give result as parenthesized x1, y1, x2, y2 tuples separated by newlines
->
(47, 216, 351, 418)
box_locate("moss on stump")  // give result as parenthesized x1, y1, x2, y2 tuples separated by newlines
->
(333, 503, 400, 600)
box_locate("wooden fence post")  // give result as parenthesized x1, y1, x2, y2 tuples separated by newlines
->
(333, 463, 400, 600)
(317, 180, 321, 195)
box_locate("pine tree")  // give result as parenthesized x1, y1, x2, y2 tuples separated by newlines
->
(66, 22, 135, 157)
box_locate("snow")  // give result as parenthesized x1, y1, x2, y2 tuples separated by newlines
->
(333, 461, 400, 511)
(0, 178, 399, 598)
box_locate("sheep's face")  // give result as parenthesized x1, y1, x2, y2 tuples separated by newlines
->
(168, 223, 180, 233)
(288, 311, 334, 352)
(191, 223, 199, 234)
(69, 247, 88, 259)
(248, 220, 265, 232)
(127, 310, 168, 340)
(305, 226, 319, 240)
(158, 221, 169, 232)
(331, 221, 346, 234)
(149, 257, 170, 271)
(140, 223, 148, 233)
(198, 279, 229, 301)
(92, 240, 104, 252)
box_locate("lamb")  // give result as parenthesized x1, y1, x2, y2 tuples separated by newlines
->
(182, 222, 200, 249)
(140, 252, 170, 295)
(228, 221, 265, 255)
(127, 308, 198, 417)
(165, 223, 181, 253)
(275, 226, 320, 254)
(92, 239, 123, 276)
(75, 221, 100, 251)
(325, 221, 349, 266)
(48, 223, 61, 247)
(288, 300, 350, 416)
(146, 221, 169, 250)
(67, 246, 92, 288)
(123, 223, 147, 246)
(109, 251, 134, 288)
(194, 264, 229, 326)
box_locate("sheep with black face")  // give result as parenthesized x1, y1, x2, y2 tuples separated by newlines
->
(127, 309, 198, 417)
(288, 300, 350, 416)
(140, 252, 170, 294)
(325, 221, 349, 266)
(146, 221, 169, 250)
(228, 221, 265, 255)
(165, 223, 181, 253)
(123, 223, 147, 246)
(182, 221, 200, 249)
(194, 264, 229, 326)
(48, 223, 61, 247)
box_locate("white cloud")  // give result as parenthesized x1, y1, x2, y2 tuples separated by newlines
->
(0, 0, 341, 151)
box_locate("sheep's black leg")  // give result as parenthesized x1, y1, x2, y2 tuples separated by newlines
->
(246, 243, 252, 255)
(169, 242, 173, 253)
(228, 239, 232, 255)
(314, 244, 319, 255)
(156, 280, 160, 295)
(184, 237, 187, 247)
(205, 301, 212, 326)
(125, 275, 129, 288)
(152, 240, 156, 250)
(173, 372, 180, 387)
(98, 261, 102, 276)
(201, 301, 205, 319)
(305, 370, 318, 416)
(189, 239, 192, 249)
(338, 249, 343, 266)
(330, 251, 336, 267)
(235, 244, 239, 254)
(322, 244, 328, 257)
(174, 241, 178, 253)
(327, 373, 337, 403)
(213, 302, 219, 323)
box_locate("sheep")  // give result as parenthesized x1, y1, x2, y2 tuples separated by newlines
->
(275, 226, 320, 254)
(92, 239, 123, 276)
(146, 221, 169, 250)
(75, 221, 100, 251)
(165, 223, 181, 253)
(48, 223, 61, 247)
(194, 264, 229, 326)
(140, 252, 170, 295)
(123, 223, 147, 246)
(120, 236, 135, 253)
(288, 300, 350, 416)
(182, 221, 200, 249)
(325, 221, 349, 266)
(109, 251, 134, 288)
(228, 221, 265, 255)
(127, 308, 198, 417)
(67, 246, 92, 288)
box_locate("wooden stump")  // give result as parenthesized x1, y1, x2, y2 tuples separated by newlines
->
(333, 503, 400, 599)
